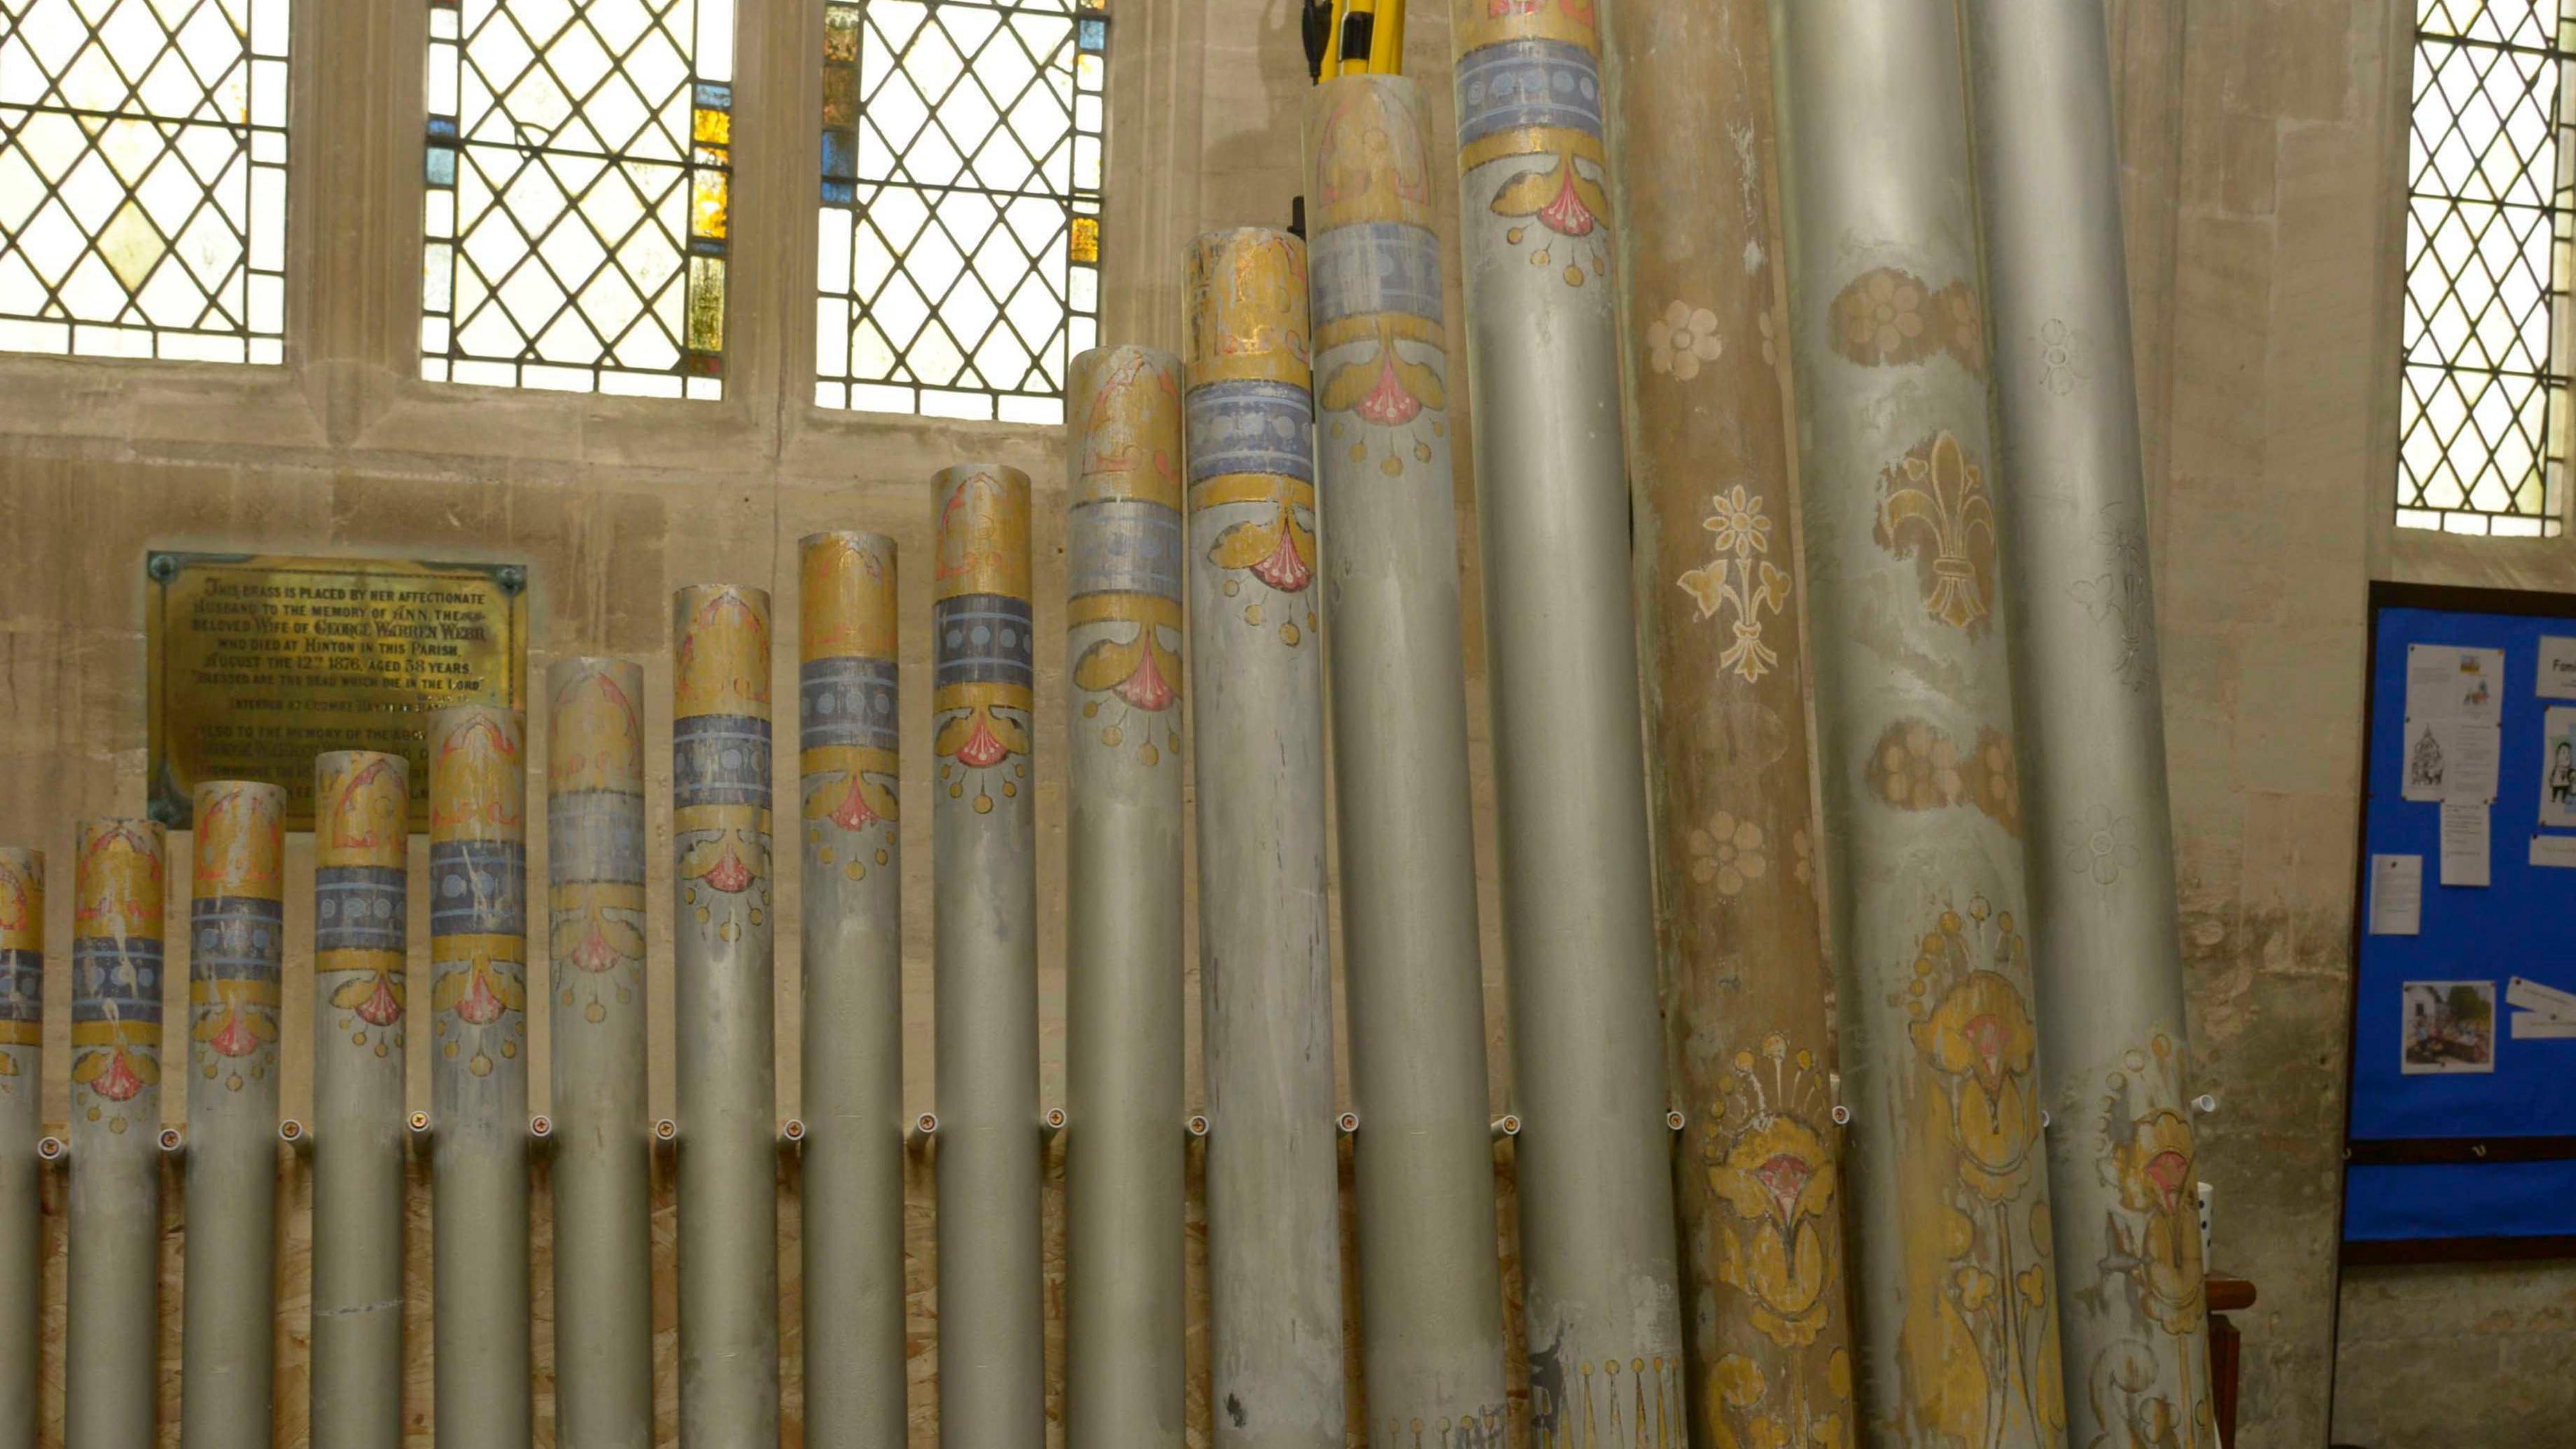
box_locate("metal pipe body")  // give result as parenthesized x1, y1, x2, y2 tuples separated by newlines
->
(1181, 230, 1349, 1449)
(930, 464, 1044, 1448)
(68, 819, 166, 1449)
(1446, 3, 1686, 1426)
(672, 586, 783, 1446)
(1063, 350, 1189, 1449)
(1303, 79, 1511, 1439)
(311, 752, 411, 1449)
(1597, 4, 1859, 1446)
(798, 533, 907, 1449)
(548, 659, 655, 1448)
(1768, 1, 2067, 1441)
(181, 781, 287, 1447)
(427, 705, 532, 1449)
(1965, 3, 2212, 1442)
(0, 849, 41, 1449)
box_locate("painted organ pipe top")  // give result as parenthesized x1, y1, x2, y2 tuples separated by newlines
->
(72, 818, 165, 1131)
(932, 466, 1036, 799)
(799, 534, 902, 844)
(1068, 346, 1185, 749)
(427, 706, 527, 1082)
(0, 849, 38, 1079)
(189, 780, 285, 1093)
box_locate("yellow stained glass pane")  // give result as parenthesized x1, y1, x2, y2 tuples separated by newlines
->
(693, 170, 730, 241)
(694, 106, 732, 146)
(1069, 215, 1099, 264)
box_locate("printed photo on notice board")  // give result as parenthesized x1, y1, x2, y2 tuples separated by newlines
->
(2408, 643, 2504, 727)
(2542, 708, 2576, 829)
(2402, 979, 2498, 1075)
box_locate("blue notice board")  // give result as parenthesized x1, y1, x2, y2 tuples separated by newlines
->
(2346, 588, 2576, 1254)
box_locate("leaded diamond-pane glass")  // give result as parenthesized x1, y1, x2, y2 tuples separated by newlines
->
(816, 0, 1106, 423)
(423, 0, 734, 398)
(0, 0, 292, 364)
(2401, 0, 2574, 535)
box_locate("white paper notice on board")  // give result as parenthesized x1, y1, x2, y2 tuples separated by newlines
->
(2541, 636, 2576, 700)
(2531, 835, 2576, 869)
(2369, 853, 2424, 935)
(2449, 723, 2502, 803)
(2508, 975, 2576, 1018)
(2544, 708, 2576, 828)
(2512, 1013, 2576, 1040)
(2408, 643, 2505, 727)
(2404, 717, 2451, 802)
(2440, 801, 2491, 886)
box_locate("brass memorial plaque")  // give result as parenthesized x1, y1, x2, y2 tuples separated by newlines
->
(146, 552, 529, 830)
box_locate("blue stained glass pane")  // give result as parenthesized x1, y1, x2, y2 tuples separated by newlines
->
(822, 131, 857, 181)
(426, 146, 457, 188)
(696, 82, 733, 111)
(428, 115, 460, 142)
(1077, 17, 1106, 52)
(822, 179, 857, 207)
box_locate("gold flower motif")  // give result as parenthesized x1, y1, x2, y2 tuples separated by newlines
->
(1648, 299, 1724, 380)
(1709, 1112, 1839, 1347)
(1912, 961, 2040, 1202)
(1833, 269, 1931, 363)
(1689, 811, 1768, 896)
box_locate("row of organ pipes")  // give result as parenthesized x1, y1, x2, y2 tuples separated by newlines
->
(0, 3, 2212, 1446)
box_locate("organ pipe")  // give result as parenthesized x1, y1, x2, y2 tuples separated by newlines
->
(1445, 1, 1688, 1430)
(1768, 1, 2068, 1439)
(1063, 349, 1189, 1449)
(1598, 2, 1860, 1444)
(427, 704, 533, 1449)
(797, 532, 908, 1449)
(180, 780, 286, 1448)
(1965, 1, 2214, 1441)
(1183, 228, 1350, 1449)
(671, 585, 784, 1446)
(547, 659, 655, 1448)
(0, 848, 40, 1449)
(1303, 74, 1511, 1442)
(310, 751, 411, 1449)
(68, 818, 166, 1449)
(930, 463, 1045, 1448)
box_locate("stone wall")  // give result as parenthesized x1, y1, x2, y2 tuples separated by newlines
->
(1, 0, 2567, 1446)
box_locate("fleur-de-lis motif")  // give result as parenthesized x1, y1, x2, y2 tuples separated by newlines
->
(1319, 319, 1447, 427)
(1874, 431, 1996, 638)
(1678, 484, 1791, 682)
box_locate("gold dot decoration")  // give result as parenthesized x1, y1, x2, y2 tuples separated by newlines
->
(470, 1053, 492, 1077)
(695, 906, 711, 924)
(1532, 248, 1551, 268)
(1381, 455, 1403, 476)
(1222, 578, 1241, 598)
(352, 1030, 368, 1046)
(749, 908, 763, 926)
(720, 920, 740, 943)
(1414, 442, 1433, 462)
(444, 1041, 460, 1059)
(227, 1072, 244, 1091)
(1137, 742, 1159, 767)
(1564, 264, 1585, 287)
(847, 862, 865, 880)
(502, 1040, 517, 1059)
(374, 1042, 390, 1059)
(949, 783, 963, 799)
(819, 847, 835, 865)
(973, 794, 994, 814)
(874, 847, 890, 865)
(1507, 226, 1525, 244)
(1349, 442, 1368, 463)
(1281, 623, 1301, 647)
(586, 1002, 606, 1024)
(1245, 603, 1264, 626)
(1102, 725, 1123, 749)
(1083, 700, 1100, 718)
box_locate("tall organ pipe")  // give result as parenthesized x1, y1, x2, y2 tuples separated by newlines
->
(1303, 76, 1509, 1441)
(1966, 2, 2214, 1442)
(1769, 1, 2067, 1440)
(547, 659, 655, 1448)
(1063, 347, 1189, 1449)
(1445, 1, 1686, 1424)
(180, 780, 287, 1448)
(671, 585, 783, 1446)
(0, 847, 41, 1449)
(68, 818, 166, 1449)
(311, 752, 411, 1449)
(1598, 1, 1859, 1444)
(427, 704, 532, 1449)
(798, 532, 907, 1449)
(1181, 228, 1348, 1448)
(930, 463, 1044, 1448)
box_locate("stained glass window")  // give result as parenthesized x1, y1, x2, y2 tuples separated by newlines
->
(2401, 0, 2574, 535)
(816, 0, 1106, 423)
(0, 0, 292, 363)
(423, 0, 734, 396)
